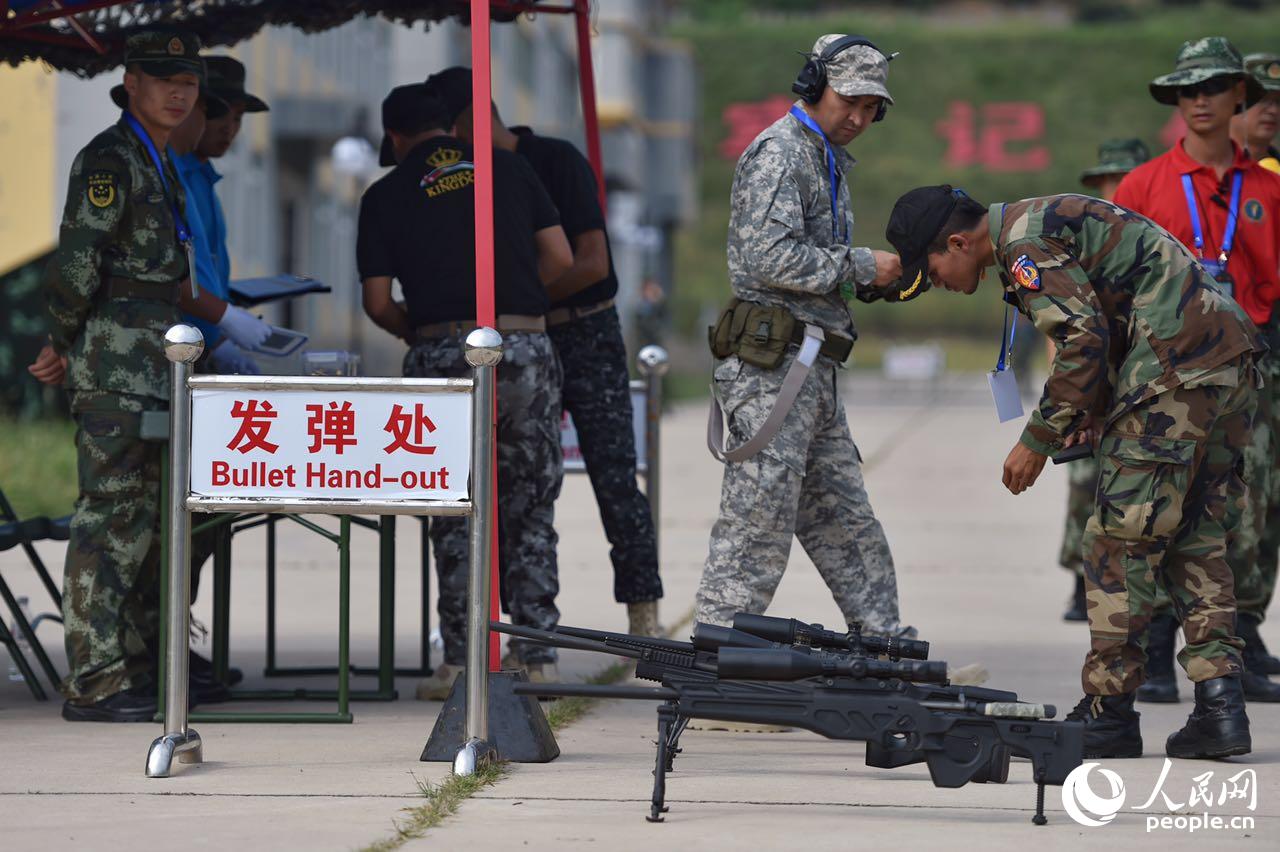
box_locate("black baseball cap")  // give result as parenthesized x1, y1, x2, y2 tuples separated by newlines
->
(424, 66, 473, 124)
(885, 185, 969, 300)
(379, 83, 449, 167)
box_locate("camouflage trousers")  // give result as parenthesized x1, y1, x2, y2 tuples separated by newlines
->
(1080, 357, 1254, 695)
(548, 307, 662, 603)
(1230, 349, 1280, 620)
(695, 350, 901, 633)
(60, 390, 164, 704)
(404, 332, 564, 665)
(1057, 456, 1100, 576)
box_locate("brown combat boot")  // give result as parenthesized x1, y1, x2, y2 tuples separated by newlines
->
(627, 600, 661, 637)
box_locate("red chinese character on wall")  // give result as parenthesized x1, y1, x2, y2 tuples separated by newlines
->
(382, 403, 437, 455)
(306, 401, 357, 454)
(226, 399, 279, 454)
(720, 95, 796, 160)
(935, 101, 1051, 173)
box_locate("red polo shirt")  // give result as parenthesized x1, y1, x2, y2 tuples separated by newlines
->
(1114, 139, 1280, 325)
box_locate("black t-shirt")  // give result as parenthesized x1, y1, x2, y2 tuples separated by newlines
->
(512, 127, 619, 308)
(357, 135, 560, 325)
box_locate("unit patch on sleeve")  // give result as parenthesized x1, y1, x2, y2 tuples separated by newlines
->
(86, 171, 118, 209)
(1010, 254, 1041, 290)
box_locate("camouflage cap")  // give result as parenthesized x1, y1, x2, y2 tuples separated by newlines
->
(1149, 36, 1263, 106)
(122, 30, 205, 82)
(1080, 138, 1150, 185)
(1245, 52, 1280, 93)
(812, 34, 893, 105)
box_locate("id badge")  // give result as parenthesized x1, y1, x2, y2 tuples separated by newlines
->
(1201, 259, 1234, 299)
(987, 366, 1024, 423)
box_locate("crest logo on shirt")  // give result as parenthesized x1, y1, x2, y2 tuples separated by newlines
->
(86, 170, 117, 209)
(1244, 199, 1265, 223)
(420, 147, 475, 198)
(1011, 254, 1041, 290)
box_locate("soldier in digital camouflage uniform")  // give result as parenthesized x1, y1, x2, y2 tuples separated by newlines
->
(1055, 139, 1149, 622)
(424, 66, 664, 637)
(356, 85, 573, 696)
(33, 31, 239, 721)
(888, 186, 1262, 760)
(696, 34, 915, 635)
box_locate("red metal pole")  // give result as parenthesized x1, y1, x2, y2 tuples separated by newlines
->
(574, 0, 606, 214)
(470, 0, 501, 673)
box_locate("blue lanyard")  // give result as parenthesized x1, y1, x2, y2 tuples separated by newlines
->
(123, 111, 191, 245)
(788, 105, 849, 244)
(996, 304, 1018, 371)
(1180, 170, 1242, 264)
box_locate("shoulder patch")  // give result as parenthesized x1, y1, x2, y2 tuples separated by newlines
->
(1010, 254, 1041, 290)
(86, 170, 118, 209)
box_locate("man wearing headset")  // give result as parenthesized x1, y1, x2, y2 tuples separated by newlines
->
(697, 34, 916, 635)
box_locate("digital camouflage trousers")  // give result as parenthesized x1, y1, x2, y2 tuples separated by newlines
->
(1081, 357, 1255, 695)
(696, 349, 901, 634)
(404, 332, 564, 665)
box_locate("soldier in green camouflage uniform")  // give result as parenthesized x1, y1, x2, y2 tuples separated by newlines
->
(1056, 139, 1150, 622)
(888, 186, 1261, 760)
(35, 31, 223, 721)
(697, 34, 916, 635)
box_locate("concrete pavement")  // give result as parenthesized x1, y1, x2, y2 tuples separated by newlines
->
(1, 377, 1276, 850)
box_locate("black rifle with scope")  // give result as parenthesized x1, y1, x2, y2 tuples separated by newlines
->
(494, 620, 1082, 825)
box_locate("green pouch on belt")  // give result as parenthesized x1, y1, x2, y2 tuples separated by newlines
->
(707, 298, 796, 370)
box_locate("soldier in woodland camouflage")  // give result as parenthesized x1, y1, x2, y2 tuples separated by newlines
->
(696, 34, 913, 636)
(888, 186, 1262, 760)
(30, 31, 245, 721)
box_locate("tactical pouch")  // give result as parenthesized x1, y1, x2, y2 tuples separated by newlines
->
(707, 298, 796, 370)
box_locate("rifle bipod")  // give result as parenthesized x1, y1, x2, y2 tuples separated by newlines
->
(1032, 767, 1047, 826)
(648, 702, 679, 822)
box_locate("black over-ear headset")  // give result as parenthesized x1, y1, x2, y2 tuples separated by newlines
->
(792, 35, 895, 122)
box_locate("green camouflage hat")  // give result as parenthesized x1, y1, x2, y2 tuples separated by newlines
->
(1080, 138, 1150, 185)
(122, 30, 205, 81)
(1149, 36, 1263, 106)
(1245, 52, 1280, 93)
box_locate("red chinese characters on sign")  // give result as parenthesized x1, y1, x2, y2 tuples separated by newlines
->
(306, 401, 357, 454)
(383, 403, 437, 455)
(720, 95, 795, 160)
(226, 400, 279, 454)
(935, 101, 1050, 173)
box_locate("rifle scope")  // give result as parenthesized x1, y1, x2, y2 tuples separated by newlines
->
(716, 647, 948, 683)
(733, 613, 930, 661)
(690, 623, 774, 652)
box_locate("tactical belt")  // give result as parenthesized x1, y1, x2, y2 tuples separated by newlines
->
(546, 298, 615, 328)
(97, 277, 180, 305)
(415, 314, 546, 340)
(707, 323, 826, 463)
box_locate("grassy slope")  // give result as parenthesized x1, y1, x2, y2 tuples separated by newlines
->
(673, 4, 1280, 347)
(0, 418, 77, 518)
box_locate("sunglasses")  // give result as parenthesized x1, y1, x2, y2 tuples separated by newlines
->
(1176, 76, 1239, 100)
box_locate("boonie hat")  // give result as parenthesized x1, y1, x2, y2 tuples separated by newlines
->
(121, 30, 206, 81)
(1245, 52, 1280, 94)
(810, 34, 894, 105)
(379, 83, 448, 167)
(1080, 138, 1150, 186)
(206, 56, 270, 113)
(1149, 36, 1264, 106)
(885, 185, 970, 298)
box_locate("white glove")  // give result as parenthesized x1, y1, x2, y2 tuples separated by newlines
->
(209, 341, 262, 375)
(217, 305, 272, 350)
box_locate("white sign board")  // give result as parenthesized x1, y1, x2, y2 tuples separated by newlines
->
(189, 382, 471, 506)
(560, 387, 647, 473)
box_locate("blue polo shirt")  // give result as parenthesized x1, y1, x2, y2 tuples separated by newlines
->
(173, 152, 231, 347)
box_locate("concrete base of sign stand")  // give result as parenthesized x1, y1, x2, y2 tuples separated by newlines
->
(420, 670, 560, 763)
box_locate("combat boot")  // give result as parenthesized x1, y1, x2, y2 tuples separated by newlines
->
(525, 661, 559, 684)
(1063, 575, 1087, 622)
(627, 600, 660, 637)
(1165, 676, 1251, 759)
(415, 663, 462, 701)
(1065, 693, 1143, 758)
(1136, 614, 1180, 703)
(1238, 613, 1280, 676)
(61, 683, 158, 723)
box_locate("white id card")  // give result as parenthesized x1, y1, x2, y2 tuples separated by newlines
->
(987, 366, 1024, 422)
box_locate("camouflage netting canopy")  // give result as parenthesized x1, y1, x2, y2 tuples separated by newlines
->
(0, 0, 536, 76)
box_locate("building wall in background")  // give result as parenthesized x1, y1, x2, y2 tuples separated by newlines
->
(0, 63, 57, 269)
